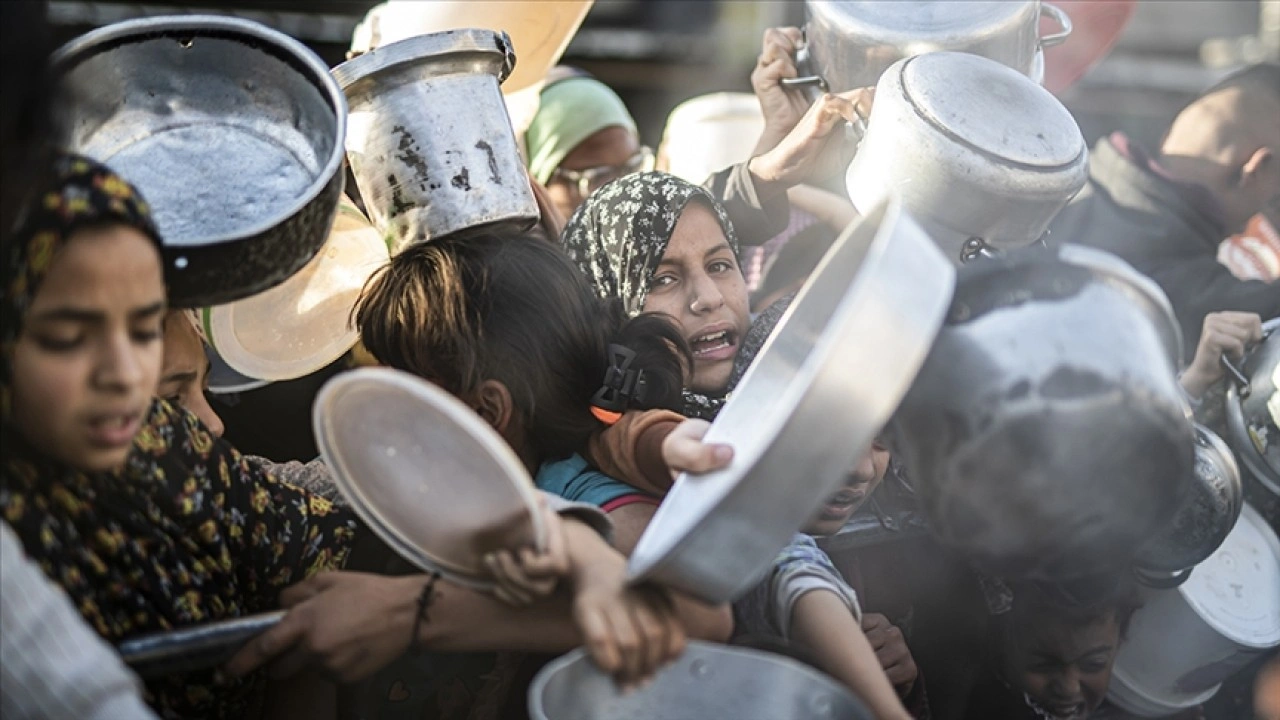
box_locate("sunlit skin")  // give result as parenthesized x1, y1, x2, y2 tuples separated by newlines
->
(10, 225, 165, 472)
(804, 440, 892, 537)
(641, 202, 751, 395)
(159, 311, 224, 437)
(545, 125, 641, 221)
(1001, 612, 1123, 720)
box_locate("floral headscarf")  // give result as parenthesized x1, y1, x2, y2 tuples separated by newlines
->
(560, 172, 741, 418)
(0, 155, 356, 719)
(1, 154, 161, 421)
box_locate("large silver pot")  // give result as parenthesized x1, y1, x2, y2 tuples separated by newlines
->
(1223, 317, 1280, 499)
(891, 244, 1196, 581)
(1132, 424, 1244, 584)
(333, 29, 538, 250)
(845, 51, 1088, 264)
(627, 198, 954, 603)
(529, 641, 871, 720)
(52, 16, 348, 308)
(803, 0, 1071, 92)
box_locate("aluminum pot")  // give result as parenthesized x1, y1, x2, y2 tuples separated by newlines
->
(1132, 424, 1244, 582)
(890, 244, 1196, 582)
(1223, 317, 1280, 499)
(845, 51, 1088, 264)
(333, 29, 538, 250)
(627, 198, 954, 604)
(1108, 503, 1280, 717)
(802, 0, 1072, 93)
(529, 641, 871, 720)
(52, 16, 347, 308)
(117, 611, 284, 679)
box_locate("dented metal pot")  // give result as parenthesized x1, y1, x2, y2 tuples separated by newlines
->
(891, 244, 1196, 581)
(333, 29, 538, 250)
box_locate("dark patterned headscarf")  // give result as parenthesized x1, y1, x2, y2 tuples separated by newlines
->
(1, 154, 161, 421)
(0, 154, 356, 719)
(561, 171, 739, 317)
(561, 172, 741, 418)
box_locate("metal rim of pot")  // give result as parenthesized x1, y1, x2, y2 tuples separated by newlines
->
(1223, 317, 1280, 496)
(50, 15, 349, 308)
(332, 27, 516, 93)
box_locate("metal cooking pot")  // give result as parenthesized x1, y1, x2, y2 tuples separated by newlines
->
(117, 611, 284, 679)
(891, 244, 1196, 581)
(1132, 424, 1243, 583)
(333, 29, 538, 250)
(801, 0, 1072, 93)
(845, 51, 1088, 264)
(627, 198, 954, 603)
(1108, 503, 1280, 717)
(1223, 317, 1279, 499)
(52, 16, 347, 308)
(529, 641, 871, 720)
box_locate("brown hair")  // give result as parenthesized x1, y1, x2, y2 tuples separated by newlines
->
(355, 231, 689, 463)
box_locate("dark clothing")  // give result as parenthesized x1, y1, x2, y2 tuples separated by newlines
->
(704, 161, 791, 248)
(1048, 134, 1280, 358)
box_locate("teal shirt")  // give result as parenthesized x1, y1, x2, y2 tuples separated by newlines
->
(535, 453, 650, 509)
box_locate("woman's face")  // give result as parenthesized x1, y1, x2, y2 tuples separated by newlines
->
(1004, 612, 1122, 720)
(805, 439, 892, 537)
(11, 224, 165, 472)
(641, 202, 750, 394)
(159, 311, 224, 437)
(546, 125, 641, 222)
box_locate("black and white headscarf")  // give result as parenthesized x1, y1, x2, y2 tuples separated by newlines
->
(561, 172, 741, 418)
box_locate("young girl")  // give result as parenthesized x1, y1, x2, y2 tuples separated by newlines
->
(1, 157, 691, 719)
(559, 170, 916, 719)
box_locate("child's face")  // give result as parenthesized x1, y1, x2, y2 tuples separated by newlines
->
(804, 440, 891, 537)
(1003, 612, 1122, 720)
(11, 225, 165, 472)
(158, 311, 223, 437)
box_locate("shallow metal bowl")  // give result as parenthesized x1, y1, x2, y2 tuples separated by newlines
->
(52, 15, 347, 307)
(530, 641, 871, 720)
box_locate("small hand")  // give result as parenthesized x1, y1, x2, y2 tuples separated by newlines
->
(1180, 311, 1263, 399)
(750, 27, 810, 155)
(485, 503, 571, 607)
(661, 418, 733, 479)
(861, 613, 918, 694)
(748, 88, 875, 191)
(565, 523, 687, 688)
(224, 572, 423, 684)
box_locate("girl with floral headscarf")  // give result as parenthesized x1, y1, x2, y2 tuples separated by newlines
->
(0, 155, 358, 719)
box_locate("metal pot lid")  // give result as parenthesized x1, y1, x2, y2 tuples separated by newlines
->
(313, 367, 546, 588)
(204, 197, 389, 382)
(900, 52, 1085, 169)
(1178, 503, 1280, 647)
(807, 0, 1035, 43)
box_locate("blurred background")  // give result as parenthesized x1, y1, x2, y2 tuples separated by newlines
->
(45, 0, 1277, 153)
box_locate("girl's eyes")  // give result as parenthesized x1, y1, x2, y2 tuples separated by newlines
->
(35, 336, 83, 352)
(651, 274, 677, 289)
(708, 259, 735, 274)
(131, 328, 162, 344)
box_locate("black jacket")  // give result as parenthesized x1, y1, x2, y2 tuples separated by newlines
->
(1048, 137, 1280, 359)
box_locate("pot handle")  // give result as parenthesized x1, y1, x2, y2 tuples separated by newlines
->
(1039, 3, 1073, 49)
(1220, 353, 1251, 398)
(779, 42, 869, 148)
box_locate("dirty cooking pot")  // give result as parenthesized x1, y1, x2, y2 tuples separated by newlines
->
(530, 641, 871, 720)
(1223, 316, 1280, 500)
(1108, 503, 1280, 717)
(845, 51, 1088, 265)
(333, 29, 538, 250)
(1132, 424, 1244, 584)
(890, 244, 1196, 581)
(800, 0, 1071, 94)
(51, 16, 348, 308)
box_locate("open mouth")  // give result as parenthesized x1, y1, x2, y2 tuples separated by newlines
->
(86, 411, 143, 449)
(820, 489, 865, 518)
(689, 328, 738, 361)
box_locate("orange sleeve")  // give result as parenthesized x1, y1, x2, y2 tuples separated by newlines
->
(585, 409, 685, 496)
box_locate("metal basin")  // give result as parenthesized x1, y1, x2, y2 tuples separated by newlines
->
(333, 29, 538, 250)
(626, 198, 954, 603)
(51, 16, 347, 308)
(529, 641, 871, 720)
